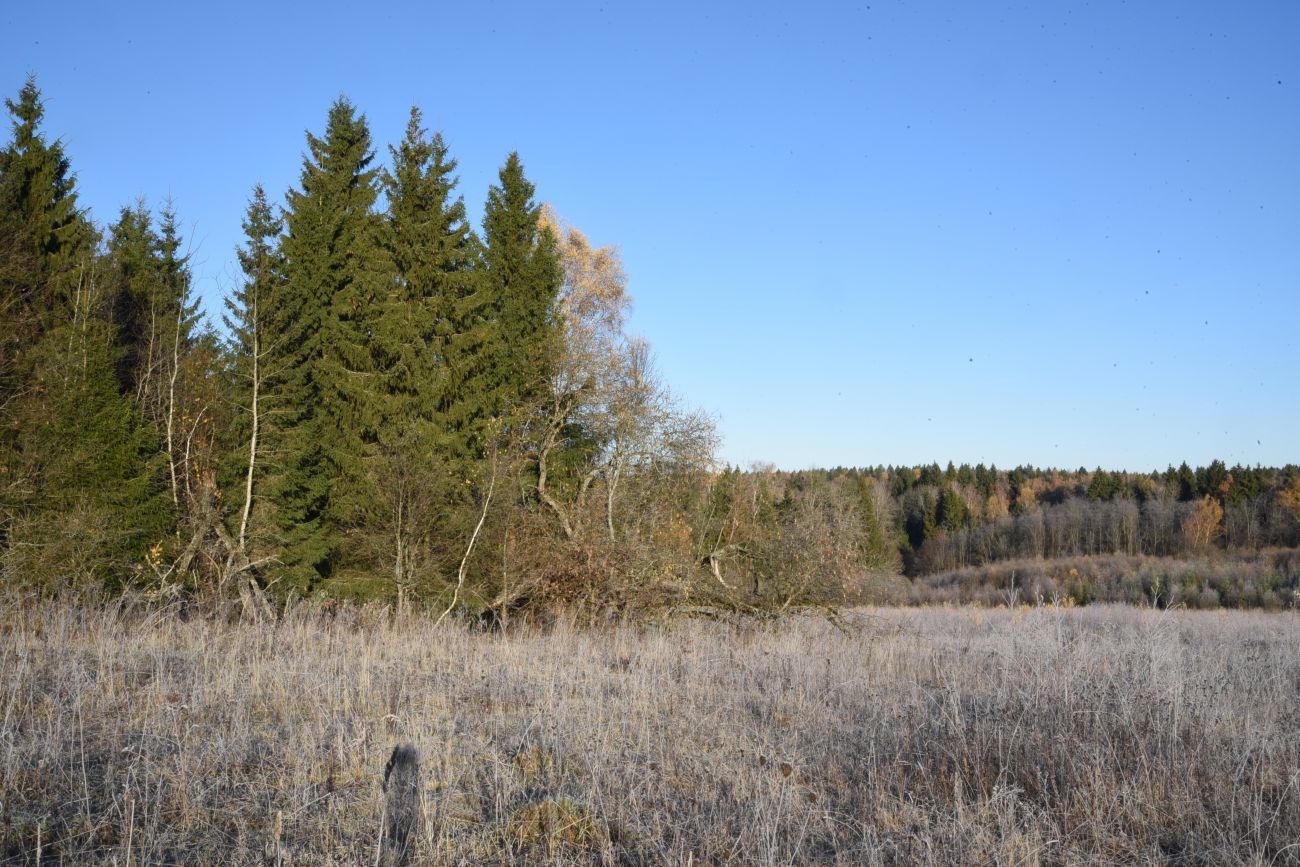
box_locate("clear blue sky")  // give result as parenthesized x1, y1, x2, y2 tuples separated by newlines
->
(4, 0, 1297, 472)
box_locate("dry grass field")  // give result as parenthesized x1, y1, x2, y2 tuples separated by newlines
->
(1, 599, 1298, 865)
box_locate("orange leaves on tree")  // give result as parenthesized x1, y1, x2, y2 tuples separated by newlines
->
(1182, 495, 1224, 550)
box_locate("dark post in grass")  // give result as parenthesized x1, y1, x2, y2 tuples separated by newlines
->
(378, 744, 421, 866)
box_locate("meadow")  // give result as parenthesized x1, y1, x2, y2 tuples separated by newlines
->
(1, 599, 1297, 865)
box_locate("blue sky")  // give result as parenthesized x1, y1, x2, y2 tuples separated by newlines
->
(4, 0, 1297, 472)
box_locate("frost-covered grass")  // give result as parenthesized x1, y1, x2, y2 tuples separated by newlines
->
(2, 599, 1298, 864)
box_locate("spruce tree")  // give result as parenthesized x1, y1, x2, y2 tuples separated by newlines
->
(856, 475, 894, 570)
(105, 202, 164, 395)
(1, 77, 97, 526)
(472, 152, 563, 437)
(936, 486, 968, 532)
(378, 109, 476, 458)
(0, 78, 157, 585)
(221, 185, 285, 561)
(154, 203, 202, 510)
(379, 108, 475, 410)
(268, 98, 384, 589)
(370, 109, 478, 589)
(0, 76, 93, 390)
(101, 201, 200, 524)
(1176, 462, 1196, 502)
(14, 308, 168, 588)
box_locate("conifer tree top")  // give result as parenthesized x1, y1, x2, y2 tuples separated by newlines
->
(5, 75, 45, 146)
(2, 75, 83, 234)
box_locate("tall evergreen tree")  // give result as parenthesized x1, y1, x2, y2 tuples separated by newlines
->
(856, 475, 895, 570)
(368, 109, 478, 590)
(0, 78, 155, 584)
(1, 77, 97, 527)
(1175, 462, 1196, 502)
(471, 152, 563, 435)
(105, 202, 163, 396)
(153, 203, 201, 511)
(267, 98, 384, 589)
(936, 486, 968, 532)
(221, 185, 285, 561)
(379, 108, 475, 416)
(102, 200, 200, 524)
(0, 76, 93, 392)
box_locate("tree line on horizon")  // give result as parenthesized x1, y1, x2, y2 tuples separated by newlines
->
(2, 76, 1297, 614)
(757, 460, 1300, 574)
(687, 461, 1300, 607)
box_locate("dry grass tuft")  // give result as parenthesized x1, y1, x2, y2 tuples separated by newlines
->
(1, 597, 1297, 864)
(511, 744, 556, 785)
(505, 798, 607, 855)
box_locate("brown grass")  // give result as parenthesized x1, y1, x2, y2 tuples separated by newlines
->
(1, 598, 1298, 865)
(912, 549, 1300, 610)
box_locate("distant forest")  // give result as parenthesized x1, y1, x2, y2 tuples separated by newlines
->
(820, 459, 1299, 574)
(731, 462, 1300, 609)
(3, 77, 1298, 614)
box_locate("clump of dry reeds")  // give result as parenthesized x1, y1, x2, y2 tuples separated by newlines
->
(1, 598, 1297, 864)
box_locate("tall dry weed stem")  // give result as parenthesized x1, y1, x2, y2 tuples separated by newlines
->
(0, 599, 1297, 864)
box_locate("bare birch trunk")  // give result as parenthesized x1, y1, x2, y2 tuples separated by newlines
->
(166, 306, 181, 509)
(438, 447, 497, 625)
(237, 291, 259, 552)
